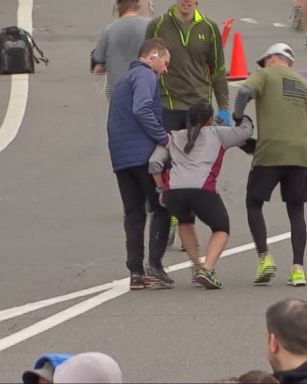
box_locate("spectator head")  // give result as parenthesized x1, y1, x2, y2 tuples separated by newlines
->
(53, 352, 122, 383)
(184, 101, 214, 154)
(256, 43, 295, 68)
(114, 0, 140, 17)
(175, 1, 198, 18)
(113, 0, 155, 17)
(22, 354, 72, 384)
(138, 38, 170, 75)
(266, 299, 307, 372)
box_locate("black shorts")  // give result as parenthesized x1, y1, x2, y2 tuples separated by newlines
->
(162, 108, 187, 132)
(165, 189, 230, 234)
(247, 165, 307, 203)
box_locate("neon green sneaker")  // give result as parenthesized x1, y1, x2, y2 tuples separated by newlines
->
(287, 268, 306, 287)
(253, 255, 277, 285)
(197, 268, 222, 289)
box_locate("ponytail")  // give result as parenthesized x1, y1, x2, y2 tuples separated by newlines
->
(184, 101, 214, 155)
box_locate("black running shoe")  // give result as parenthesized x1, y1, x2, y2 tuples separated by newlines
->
(146, 266, 175, 289)
(130, 273, 145, 290)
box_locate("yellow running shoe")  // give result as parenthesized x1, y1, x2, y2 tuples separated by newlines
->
(253, 255, 277, 285)
(287, 268, 306, 287)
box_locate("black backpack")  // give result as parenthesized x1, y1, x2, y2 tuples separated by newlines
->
(0, 26, 49, 74)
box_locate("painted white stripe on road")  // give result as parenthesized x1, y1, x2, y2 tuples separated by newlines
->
(0, 284, 128, 352)
(0, 282, 115, 322)
(240, 18, 258, 24)
(0, 0, 32, 152)
(0, 232, 291, 352)
(273, 22, 287, 28)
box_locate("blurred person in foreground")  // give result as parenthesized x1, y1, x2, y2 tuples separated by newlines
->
(53, 352, 122, 383)
(22, 353, 72, 384)
(266, 299, 307, 384)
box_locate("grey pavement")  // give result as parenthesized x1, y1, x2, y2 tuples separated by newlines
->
(0, 0, 306, 382)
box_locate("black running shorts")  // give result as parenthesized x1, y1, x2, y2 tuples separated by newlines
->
(247, 165, 307, 203)
(165, 189, 230, 234)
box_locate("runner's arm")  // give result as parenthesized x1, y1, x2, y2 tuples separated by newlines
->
(233, 70, 266, 122)
(215, 116, 254, 149)
(233, 85, 253, 123)
(207, 22, 229, 109)
(93, 29, 108, 71)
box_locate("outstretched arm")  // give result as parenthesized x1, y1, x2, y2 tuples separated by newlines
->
(233, 85, 253, 124)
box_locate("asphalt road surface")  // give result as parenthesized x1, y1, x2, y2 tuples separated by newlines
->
(0, 0, 306, 382)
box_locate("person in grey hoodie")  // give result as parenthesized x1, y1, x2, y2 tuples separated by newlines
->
(149, 101, 253, 289)
(93, 0, 151, 100)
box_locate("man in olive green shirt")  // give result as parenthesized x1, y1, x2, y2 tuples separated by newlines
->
(234, 43, 307, 287)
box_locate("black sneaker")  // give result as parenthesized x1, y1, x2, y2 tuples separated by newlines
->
(146, 266, 175, 289)
(130, 273, 145, 290)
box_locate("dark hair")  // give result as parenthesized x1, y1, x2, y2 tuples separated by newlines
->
(117, 0, 140, 16)
(184, 101, 214, 154)
(138, 37, 169, 58)
(222, 370, 278, 384)
(266, 299, 307, 355)
(238, 370, 278, 383)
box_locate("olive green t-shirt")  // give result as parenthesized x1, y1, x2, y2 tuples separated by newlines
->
(245, 66, 307, 166)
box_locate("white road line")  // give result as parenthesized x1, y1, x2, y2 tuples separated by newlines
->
(240, 18, 287, 28)
(0, 231, 291, 352)
(0, 284, 128, 352)
(240, 18, 258, 24)
(0, 0, 32, 153)
(0, 282, 115, 322)
(273, 22, 287, 28)
(0, 231, 291, 323)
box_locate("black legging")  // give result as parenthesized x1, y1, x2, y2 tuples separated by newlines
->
(246, 195, 306, 265)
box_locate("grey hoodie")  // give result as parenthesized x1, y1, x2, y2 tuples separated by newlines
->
(149, 116, 253, 192)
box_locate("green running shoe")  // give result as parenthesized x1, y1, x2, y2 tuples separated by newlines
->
(197, 268, 222, 289)
(287, 268, 306, 287)
(253, 255, 277, 285)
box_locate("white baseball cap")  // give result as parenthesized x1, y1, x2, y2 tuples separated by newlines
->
(53, 352, 123, 383)
(256, 43, 295, 67)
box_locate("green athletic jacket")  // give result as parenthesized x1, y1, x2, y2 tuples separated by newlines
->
(146, 6, 229, 110)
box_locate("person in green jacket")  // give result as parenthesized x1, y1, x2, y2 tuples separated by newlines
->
(146, 0, 230, 131)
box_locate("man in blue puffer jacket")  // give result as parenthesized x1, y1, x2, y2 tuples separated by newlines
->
(107, 37, 174, 290)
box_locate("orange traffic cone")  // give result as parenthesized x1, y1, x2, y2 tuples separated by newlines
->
(227, 32, 249, 81)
